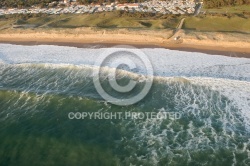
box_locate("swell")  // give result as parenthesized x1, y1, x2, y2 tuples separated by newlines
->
(0, 63, 249, 127)
(0, 78, 249, 165)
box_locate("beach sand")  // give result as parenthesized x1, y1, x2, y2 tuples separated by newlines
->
(0, 28, 250, 58)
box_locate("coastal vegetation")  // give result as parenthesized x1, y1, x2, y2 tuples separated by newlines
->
(1, 10, 250, 33)
(184, 14, 250, 33)
(0, 12, 182, 29)
(203, 0, 250, 8)
(203, 4, 250, 13)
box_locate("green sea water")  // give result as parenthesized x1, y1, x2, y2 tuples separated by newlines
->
(0, 63, 249, 166)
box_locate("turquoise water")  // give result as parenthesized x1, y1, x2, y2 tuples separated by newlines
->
(0, 45, 250, 165)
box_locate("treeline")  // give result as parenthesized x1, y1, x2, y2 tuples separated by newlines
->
(203, 0, 250, 8)
(0, 0, 60, 8)
(0, 0, 146, 8)
(0, 0, 250, 8)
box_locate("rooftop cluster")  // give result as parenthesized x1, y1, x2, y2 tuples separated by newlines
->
(0, 0, 198, 16)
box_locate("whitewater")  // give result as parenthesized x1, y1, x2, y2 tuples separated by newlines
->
(0, 44, 250, 165)
(0, 44, 249, 80)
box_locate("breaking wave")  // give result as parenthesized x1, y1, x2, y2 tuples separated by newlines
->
(0, 44, 250, 165)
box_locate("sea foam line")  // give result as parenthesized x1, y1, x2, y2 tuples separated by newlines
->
(0, 43, 250, 81)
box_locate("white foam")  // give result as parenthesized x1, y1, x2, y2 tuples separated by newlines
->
(189, 77, 250, 130)
(120, 77, 250, 164)
(0, 44, 249, 81)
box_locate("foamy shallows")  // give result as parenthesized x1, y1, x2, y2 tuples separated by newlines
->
(0, 44, 249, 80)
(0, 44, 250, 165)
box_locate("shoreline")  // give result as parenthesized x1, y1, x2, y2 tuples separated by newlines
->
(1, 30, 250, 58)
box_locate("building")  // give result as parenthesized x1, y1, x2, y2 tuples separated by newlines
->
(64, 0, 77, 4)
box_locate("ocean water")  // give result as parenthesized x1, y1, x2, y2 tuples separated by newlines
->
(0, 44, 250, 166)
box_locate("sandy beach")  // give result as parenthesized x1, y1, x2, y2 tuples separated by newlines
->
(1, 28, 250, 58)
